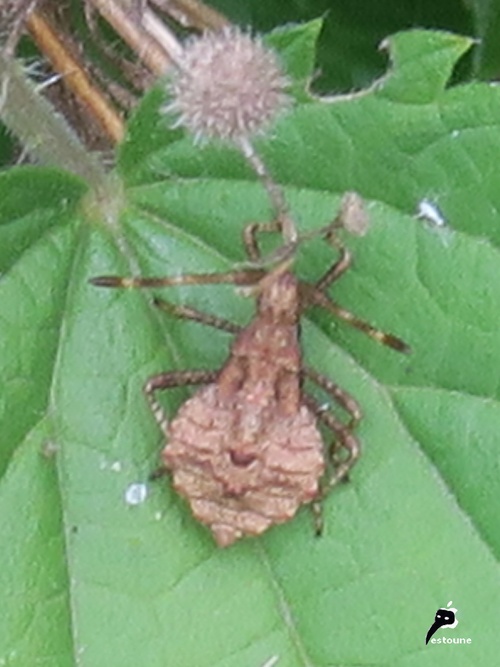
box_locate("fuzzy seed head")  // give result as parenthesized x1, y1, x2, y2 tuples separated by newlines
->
(165, 28, 290, 143)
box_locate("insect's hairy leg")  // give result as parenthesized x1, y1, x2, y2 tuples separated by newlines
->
(242, 219, 282, 261)
(314, 231, 353, 291)
(153, 297, 242, 335)
(302, 365, 361, 430)
(298, 223, 410, 352)
(145, 369, 219, 480)
(300, 281, 410, 353)
(145, 294, 246, 436)
(302, 393, 361, 535)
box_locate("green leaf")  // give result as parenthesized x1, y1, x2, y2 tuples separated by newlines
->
(377, 30, 473, 103)
(391, 387, 500, 555)
(0, 419, 73, 667)
(118, 87, 183, 186)
(0, 166, 86, 271)
(1, 27, 498, 666)
(264, 19, 323, 98)
(206, 0, 475, 90)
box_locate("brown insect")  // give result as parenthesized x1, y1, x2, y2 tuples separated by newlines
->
(91, 215, 408, 547)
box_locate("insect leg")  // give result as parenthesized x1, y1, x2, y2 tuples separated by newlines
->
(314, 192, 370, 290)
(242, 219, 282, 261)
(152, 297, 242, 334)
(298, 215, 409, 352)
(302, 365, 361, 429)
(300, 282, 410, 353)
(145, 369, 218, 479)
(314, 232, 352, 291)
(302, 393, 361, 536)
(144, 369, 219, 432)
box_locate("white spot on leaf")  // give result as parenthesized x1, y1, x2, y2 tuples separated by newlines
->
(417, 199, 446, 227)
(125, 483, 148, 506)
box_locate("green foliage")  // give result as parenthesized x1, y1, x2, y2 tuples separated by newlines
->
(207, 0, 476, 89)
(1, 24, 498, 666)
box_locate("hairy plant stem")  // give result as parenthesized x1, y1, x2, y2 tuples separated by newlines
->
(0, 52, 106, 188)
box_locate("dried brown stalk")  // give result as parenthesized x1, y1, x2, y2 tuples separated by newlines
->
(27, 11, 125, 142)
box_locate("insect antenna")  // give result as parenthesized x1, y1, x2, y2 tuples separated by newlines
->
(89, 268, 266, 290)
